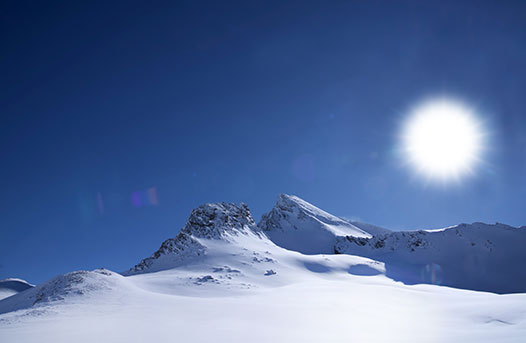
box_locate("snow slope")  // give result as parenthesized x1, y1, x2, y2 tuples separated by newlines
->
(1, 273, 525, 342)
(335, 222, 526, 293)
(0, 279, 33, 301)
(1, 249, 525, 342)
(258, 194, 373, 254)
(1, 196, 526, 342)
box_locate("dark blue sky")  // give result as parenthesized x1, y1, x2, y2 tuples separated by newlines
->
(1, 1, 526, 284)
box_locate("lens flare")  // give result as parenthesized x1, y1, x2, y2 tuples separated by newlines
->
(420, 263, 443, 285)
(401, 98, 486, 182)
(131, 187, 159, 207)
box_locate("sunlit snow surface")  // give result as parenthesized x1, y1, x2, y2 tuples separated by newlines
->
(1, 195, 525, 342)
(2, 237, 525, 342)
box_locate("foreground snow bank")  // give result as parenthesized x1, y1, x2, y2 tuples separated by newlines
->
(1, 273, 525, 343)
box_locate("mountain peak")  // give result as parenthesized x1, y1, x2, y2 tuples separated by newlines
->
(276, 193, 301, 204)
(126, 202, 259, 275)
(259, 194, 370, 254)
(275, 194, 345, 223)
(181, 202, 257, 239)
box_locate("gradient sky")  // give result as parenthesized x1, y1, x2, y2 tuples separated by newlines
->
(2, 0, 526, 284)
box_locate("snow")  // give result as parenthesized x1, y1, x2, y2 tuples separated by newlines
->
(0, 278, 34, 301)
(335, 222, 526, 293)
(0, 290, 17, 301)
(1, 194, 526, 342)
(258, 194, 371, 254)
(349, 220, 392, 236)
(1, 249, 525, 342)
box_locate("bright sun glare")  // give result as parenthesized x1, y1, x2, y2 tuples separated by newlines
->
(401, 98, 485, 182)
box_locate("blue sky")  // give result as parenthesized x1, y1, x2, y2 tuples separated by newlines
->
(1, 0, 526, 284)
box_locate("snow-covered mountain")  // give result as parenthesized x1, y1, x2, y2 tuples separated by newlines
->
(335, 222, 526, 293)
(1, 194, 526, 342)
(0, 278, 33, 301)
(258, 194, 526, 293)
(258, 194, 379, 254)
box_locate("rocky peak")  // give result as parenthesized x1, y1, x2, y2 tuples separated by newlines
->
(181, 202, 257, 239)
(125, 202, 259, 275)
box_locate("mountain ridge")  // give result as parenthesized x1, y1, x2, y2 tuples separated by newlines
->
(122, 194, 526, 293)
(335, 222, 526, 293)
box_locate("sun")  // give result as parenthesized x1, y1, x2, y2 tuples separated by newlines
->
(401, 98, 485, 182)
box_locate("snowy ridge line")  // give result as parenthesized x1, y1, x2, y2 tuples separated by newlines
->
(0, 278, 34, 286)
(335, 222, 526, 293)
